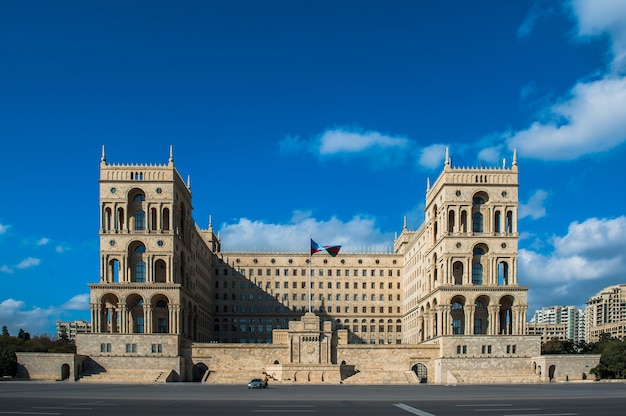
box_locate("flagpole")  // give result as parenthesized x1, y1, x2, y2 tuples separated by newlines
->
(308, 236, 312, 313)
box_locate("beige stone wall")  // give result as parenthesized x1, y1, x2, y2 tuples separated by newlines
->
(189, 343, 290, 383)
(76, 333, 180, 357)
(428, 335, 541, 358)
(531, 355, 600, 382)
(16, 353, 86, 381)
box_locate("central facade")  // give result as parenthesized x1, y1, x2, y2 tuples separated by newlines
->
(76, 146, 550, 384)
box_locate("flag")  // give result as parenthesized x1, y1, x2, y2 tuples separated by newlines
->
(311, 239, 341, 257)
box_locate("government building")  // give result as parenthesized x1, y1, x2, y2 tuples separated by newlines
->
(18, 147, 599, 384)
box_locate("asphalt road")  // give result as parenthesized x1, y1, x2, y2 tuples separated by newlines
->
(1, 381, 625, 416)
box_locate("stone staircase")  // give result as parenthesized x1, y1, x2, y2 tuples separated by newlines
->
(341, 368, 413, 384)
(80, 369, 167, 383)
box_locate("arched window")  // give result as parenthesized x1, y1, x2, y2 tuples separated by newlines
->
(133, 194, 146, 202)
(134, 245, 146, 253)
(448, 210, 455, 233)
(451, 301, 464, 335)
(498, 261, 509, 285)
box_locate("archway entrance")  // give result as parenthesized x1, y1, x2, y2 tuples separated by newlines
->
(60, 363, 70, 381)
(192, 363, 209, 382)
(548, 365, 556, 381)
(412, 363, 428, 383)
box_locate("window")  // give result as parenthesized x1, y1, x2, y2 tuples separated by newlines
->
(151, 344, 162, 353)
(126, 343, 137, 353)
(135, 261, 146, 282)
(134, 210, 145, 230)
(157, 318, 167, 333)
(134, 315, 144, 333)
(100, 343, 111, 352)
(472, 263, 483, 285)
(452, 319, 462, 335)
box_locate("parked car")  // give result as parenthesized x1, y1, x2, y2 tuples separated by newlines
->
(247, 378, 268, 389)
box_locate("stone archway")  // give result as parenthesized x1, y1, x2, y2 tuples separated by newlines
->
(192, 362, 209, 382)
(412, 363, 428, 383)
(60, 363, 70, 381)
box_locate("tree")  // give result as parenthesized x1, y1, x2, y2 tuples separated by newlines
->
(1, 326, 9, 337)
(17, 329, 31, 341)
(0, 346, 17, 377)
(591, 339, 626, 379)
(541, 337, 576, 355)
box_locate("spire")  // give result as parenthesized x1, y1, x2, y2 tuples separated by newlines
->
(512, 148, 517, 167)
(101, 145, 106, 163)
(445, 147, 450, 166)
(208, 214, 213, 229)
(187, 174, 191, 189)
(169, 145, 174, 164)
(403, 215, 407, 230)
(426, 177, 431, 191)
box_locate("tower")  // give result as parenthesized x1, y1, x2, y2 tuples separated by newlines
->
(90, 146, 218, 347)
(398, 149, 528, 343)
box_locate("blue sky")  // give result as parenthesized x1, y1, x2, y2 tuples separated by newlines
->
(1, 0, 626, 336)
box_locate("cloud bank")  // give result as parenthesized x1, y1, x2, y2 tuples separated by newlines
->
(219, 210, 393, 253)
(520, 216, 626, 310)
(279, 127, 447, 171)
(484, 0, 626, 162)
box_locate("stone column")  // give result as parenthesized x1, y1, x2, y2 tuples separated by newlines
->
(465, 304, 475, 335)
(119, 304, 127, 333)
(440, 305, 450, 335)
(145, 304, 153, 334)
(488, 305, 498, 335)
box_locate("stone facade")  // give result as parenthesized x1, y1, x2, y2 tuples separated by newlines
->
(16, 147, 600, 384)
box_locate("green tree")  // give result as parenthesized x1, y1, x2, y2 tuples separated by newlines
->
(17, 329, 30, 340)
(591, 339, 626, 379)
(541, 337, 576, 354)
(1, 326, 9, 337)
(0, 346, 17, 377)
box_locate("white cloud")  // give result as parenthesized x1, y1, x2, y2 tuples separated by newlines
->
(279, 127, 450, 171)
(506, 77, 626, 160)
(36, 238, 50, 246)
(15, 257, 41, 269)
(519, 216, 626, 310)
(503, 1, 626, 161)
(0, 298, 57, 336)
(219, 211, 393, 253)
(418, 144, 447, 170)
(317, 128, 409, 155)
(0, 294, 91, 336)
(0, 265, 13, 274)
(519, 190, 548, 220)
(572, 0, 626, 73)
(0, 223, 8, 235)
(62, 293, 90, 310)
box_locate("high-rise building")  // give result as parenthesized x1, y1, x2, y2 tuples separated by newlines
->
(585, 284, 626, 342)
(56, 320, 92, 341)
(527, 306, 585, 343)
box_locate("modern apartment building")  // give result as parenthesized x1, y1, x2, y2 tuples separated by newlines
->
(56, 320, 92, 341)
(585, 284, 626, 342)
(527, 306, 585, 343)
